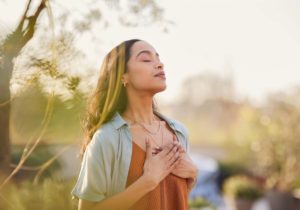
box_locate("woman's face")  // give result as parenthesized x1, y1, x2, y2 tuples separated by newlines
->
(124, 40, 166, 94)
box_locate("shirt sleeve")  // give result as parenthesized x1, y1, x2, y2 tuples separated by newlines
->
(185, 128, 190, 154)
(71, 129, 110, 202)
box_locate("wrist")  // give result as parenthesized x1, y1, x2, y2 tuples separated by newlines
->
(140, 174, 158, 191)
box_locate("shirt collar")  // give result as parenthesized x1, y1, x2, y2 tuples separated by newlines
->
(110, 110, 183, 135)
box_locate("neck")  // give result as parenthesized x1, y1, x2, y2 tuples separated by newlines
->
(122, 90, 158, 124)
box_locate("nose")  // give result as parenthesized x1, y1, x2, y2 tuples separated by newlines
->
(155, 61, 164, 70)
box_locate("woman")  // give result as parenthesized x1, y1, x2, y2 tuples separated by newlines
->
(71, 39, 198, 210)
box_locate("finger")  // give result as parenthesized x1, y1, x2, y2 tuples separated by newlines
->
(179, 153, 185, 159)
(172, 137, 185, 151)
(161, 156, 180, 178)
(178, 146, 186, 153)
(161, 141, 174, 151)
(167, 149, 180, 165)
(167, 155, 181, 172)
(163, 144, 178, 160)
(159, 143, 177, 157)
(170, 142, 181, 154)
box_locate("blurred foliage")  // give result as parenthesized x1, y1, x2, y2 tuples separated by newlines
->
(223, 175, 262, 200)
(220, 90, 300, 191)
(217, 161, 248, 190)
(0, 178, 76, 210)
(218, 161, 247, 177)
(57, 0, 172, 33)
(188, 197, 216, 209)
(11, 82, 86, 144)
(168, 72, 300, 192)
(7, 30, 88, 147)
(167, 72, 239, 145)
(11, 144, 60, 180)
(11, 31, 87, 98)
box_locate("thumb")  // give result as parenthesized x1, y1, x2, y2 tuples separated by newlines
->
(145, 137, 152, 158)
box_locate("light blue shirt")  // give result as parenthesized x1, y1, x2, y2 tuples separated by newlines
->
(71, 110, 190, 202)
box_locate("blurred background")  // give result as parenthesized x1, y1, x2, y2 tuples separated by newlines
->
(0, 0, 300, 210)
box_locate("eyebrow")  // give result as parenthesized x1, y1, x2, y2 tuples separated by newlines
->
(136, 50, 159, 58)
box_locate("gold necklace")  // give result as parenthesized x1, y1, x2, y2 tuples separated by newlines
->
(141, 122, 165, 151)
(134, 122, 164, 150)
(123, 114, 161, 135)
(146, 125, 165, 152)
(135, 120, 161, 135)
(123, 114, 164, 150)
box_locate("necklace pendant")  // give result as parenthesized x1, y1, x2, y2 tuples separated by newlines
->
(154, 146, 163, 152)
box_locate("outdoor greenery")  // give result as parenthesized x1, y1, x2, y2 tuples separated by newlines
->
(0, 178, 77, 210)
(11, 144, 61, 179)
(188, 197, 216, 210)
(219, 91, 300, 192)
(223, 175, 262, 201)
(1, 0, 300, 210)
(173, 73, 300, 194)
(11, 83, 86, 145)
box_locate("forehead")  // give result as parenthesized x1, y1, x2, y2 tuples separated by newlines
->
(130, 41, 157, 56)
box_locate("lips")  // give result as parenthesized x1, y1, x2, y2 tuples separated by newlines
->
(154, 71, 165, 77)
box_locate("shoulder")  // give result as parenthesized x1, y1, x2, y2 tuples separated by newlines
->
(89, 121, 119, 150)
(156, 110, 189, 139)
(89, 111, 129, 148)
(164, 116, 190, 152)
(170, 118, 189, 138)
(84, 121, 119, 166)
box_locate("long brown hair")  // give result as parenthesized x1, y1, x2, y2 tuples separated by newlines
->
(80, 39, 157, 159)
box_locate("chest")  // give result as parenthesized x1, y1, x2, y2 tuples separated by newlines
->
(128, 121, 178, 152)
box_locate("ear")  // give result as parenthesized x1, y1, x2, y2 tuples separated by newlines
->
(122, 74, 129, 83)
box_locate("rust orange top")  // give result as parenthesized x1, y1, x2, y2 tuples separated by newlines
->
(125, 136, 189, 210)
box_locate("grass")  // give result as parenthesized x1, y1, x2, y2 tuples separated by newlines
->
(0, 178, 77, 210)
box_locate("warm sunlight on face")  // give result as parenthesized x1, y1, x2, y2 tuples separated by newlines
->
(125, 40, 166, 95)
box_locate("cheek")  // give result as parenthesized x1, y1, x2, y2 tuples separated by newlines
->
(127, 61, 166, 92)
(128, 63, 153, 86)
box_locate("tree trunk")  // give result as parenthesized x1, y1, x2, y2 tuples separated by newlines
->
(0, 0, 45, 174)
(0, 57, 13, 174)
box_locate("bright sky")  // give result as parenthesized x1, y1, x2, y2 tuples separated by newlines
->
(1, 0, 300, 104)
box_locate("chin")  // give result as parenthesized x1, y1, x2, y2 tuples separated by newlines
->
(153, 84, 167, 93)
